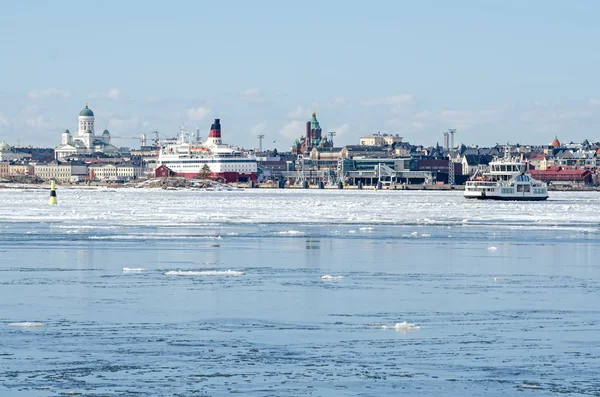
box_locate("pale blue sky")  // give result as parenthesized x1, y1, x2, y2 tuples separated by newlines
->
(1, 0, 599, 149)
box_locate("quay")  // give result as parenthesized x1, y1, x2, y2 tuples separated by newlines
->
(231, 182, 465, 191)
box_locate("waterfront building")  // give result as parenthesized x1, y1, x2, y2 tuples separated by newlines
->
(154, 164, 175, 178)
(54, 103, 120, 159)
(529, 167, 593, 186)
(359, 133, 403, 147)
(0, 161, 9, 177)
(88, 163, 144, 181)
(460, 154, 494, 175)
(34, 161, 88, 182)
(9, 163, 35, 176)
(0, 141, 33, 162)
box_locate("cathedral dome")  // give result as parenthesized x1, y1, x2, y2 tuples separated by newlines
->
(79, 105, 94, 117)
(551, 137, 560, 147)
(0, 140, 10, 151)
(102, 129, 110, 135)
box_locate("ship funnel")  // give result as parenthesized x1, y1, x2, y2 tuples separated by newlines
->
(209, 119, 221, 138)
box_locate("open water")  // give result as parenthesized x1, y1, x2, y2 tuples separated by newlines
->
(1, 188, 600, 396)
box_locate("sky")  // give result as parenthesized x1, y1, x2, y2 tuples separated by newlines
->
(1, 0, 599, 150)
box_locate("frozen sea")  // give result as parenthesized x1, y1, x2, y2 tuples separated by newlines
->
(1, 188, 600, 396)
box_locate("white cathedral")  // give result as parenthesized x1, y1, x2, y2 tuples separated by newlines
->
(54, 103, 119, 160)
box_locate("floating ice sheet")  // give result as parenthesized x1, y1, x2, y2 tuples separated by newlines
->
(164, 270, 244, 277)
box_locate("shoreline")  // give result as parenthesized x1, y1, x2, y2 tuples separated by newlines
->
(0, 181, 598, 192)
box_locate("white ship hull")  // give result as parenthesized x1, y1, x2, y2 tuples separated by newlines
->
(156, 119, 257, 183)
(464, 148, 548, 201)
(464, 184, 548, 201)
(157, 156, 257, 182)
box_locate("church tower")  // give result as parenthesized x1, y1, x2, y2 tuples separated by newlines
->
(78, 103, 95, 135)
(61, 129, 72, 145)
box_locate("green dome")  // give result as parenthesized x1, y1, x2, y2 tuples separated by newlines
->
(102, 129, 110, 135)
(63, 129, 70, 134)
(79, 105, 94, 117)
(86, 129, 92, 134)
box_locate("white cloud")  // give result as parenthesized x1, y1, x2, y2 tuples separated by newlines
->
(331, 96, 346, 106)
(90, 88, 122, 100)
(251, 123, 266, 135)
(387, 107, 503, 140)
(279, 120, 305, 139)
(242, 88, 259, 97)
(435, 109, 501, 131)
(25, 116, 49, 127)
(0, 114, 9, 127)
(589, 98, 600, 106)
(413, 111, 433, 119)
(22, 105, 39, 114)
(331, 123, 349, 138)
(361, 94, 414, 107)
(287, 106, 307, 119)
(28, 88, 69, 99)
(108, 117, 142, 131)
(187, 107, 212, 121)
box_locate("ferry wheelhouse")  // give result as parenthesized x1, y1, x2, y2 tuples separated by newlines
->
(464, 148, 548, 201)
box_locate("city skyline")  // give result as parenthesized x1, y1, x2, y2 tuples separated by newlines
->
(1, 0, 599, 149)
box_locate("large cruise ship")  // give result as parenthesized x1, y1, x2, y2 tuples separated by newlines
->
(157, 119, 257, 183)
(464, 148, 548, 201)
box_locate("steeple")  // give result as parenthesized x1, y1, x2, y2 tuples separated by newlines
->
(310, 111, 321, 130)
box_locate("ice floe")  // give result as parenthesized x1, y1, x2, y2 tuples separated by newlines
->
(164, 270, 244, 277)
(276, 230, 305, 235)
(321, 275, 344, 280)
(8, 322, 46, 328)
(381, 322, 421, 331)
(122, 268, 146, 272)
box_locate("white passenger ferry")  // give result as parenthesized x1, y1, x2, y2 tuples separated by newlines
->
(464, 148, 548, 201)
(157, 119, 257, 183)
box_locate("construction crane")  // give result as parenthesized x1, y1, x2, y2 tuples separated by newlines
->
(328, 131, 336, 146)
(257, 134, 265, 152)
(110, 134, 148, 147)
(447, 129, 458, 186)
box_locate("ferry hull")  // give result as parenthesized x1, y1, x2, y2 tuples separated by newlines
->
(465, 193, 548, 201)
(173, 171, 256, 183)
(470, 196, 548, 201)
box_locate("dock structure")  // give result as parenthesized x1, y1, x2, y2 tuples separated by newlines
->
(276, 162, 434, 187)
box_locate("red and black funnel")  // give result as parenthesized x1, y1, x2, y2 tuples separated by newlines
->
(209, 119, 221, 138)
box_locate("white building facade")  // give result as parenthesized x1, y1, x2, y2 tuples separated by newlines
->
(89, 163, 145, 181)
(55, 103, 119, 159)
(34, 161, 88, 182)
